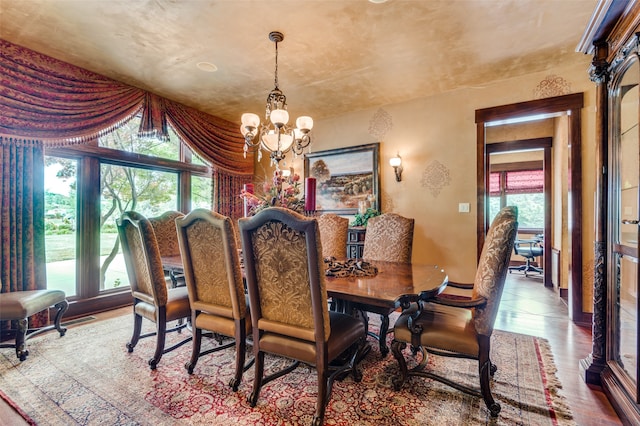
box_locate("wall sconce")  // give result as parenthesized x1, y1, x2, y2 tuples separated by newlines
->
(390, 154, 403, 182)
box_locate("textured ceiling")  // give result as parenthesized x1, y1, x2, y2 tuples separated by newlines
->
(0, 0, 597, 124)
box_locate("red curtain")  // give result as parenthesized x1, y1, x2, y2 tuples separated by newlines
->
(1, 137, 48, 329)
(0, 40, 254, 307)
(0, 39, 254, 177)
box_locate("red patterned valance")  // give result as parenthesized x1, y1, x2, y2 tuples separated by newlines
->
(490, 169, 543, 196)
(0, 39, 253, 175)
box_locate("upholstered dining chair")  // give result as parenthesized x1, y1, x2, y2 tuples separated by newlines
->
(238, 207, 366, 426)
(359, 212, 415, 356)
(175, 209, 251, 391)
(317, 213, 349, 259)
(148, 210, 185, 287)
(390, 206, 518, 417)
(117, 211, 192, 370)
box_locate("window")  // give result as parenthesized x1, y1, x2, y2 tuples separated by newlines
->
(44, 115, 211, 311)
(44, 157, 77, 297)
(489, 168, 544, 229)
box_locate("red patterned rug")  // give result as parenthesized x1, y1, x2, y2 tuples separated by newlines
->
(0, 312, 574, 425)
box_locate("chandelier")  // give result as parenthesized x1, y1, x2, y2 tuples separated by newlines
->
(240, 31, 313, 169)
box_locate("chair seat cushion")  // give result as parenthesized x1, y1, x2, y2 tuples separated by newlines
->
(165, 286, 191, 321)
(0, 290, 66, 320)
(134, 286, 190, 322)
(394, 303, 479, 357)
(326, 311, 366, 361)
(259, 311, 365, 365)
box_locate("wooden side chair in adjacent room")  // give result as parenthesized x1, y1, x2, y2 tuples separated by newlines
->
(117, 211, 192, 370)
(239, 207, 366, 426)
(390, 206, 518, 417)
(359, 212, 415, 356)
(175, 209, 251, 391)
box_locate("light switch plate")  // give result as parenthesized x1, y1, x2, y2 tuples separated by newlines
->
(458, 202, 470, 213)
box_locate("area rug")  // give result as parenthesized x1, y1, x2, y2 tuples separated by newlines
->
(0, 313, 575, 425)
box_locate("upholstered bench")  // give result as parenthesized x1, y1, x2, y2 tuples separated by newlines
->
(0, 290, 68, 361)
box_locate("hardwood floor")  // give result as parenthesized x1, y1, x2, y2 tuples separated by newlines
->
(496, 273, 622, 426)
(1, 273, 624, 425)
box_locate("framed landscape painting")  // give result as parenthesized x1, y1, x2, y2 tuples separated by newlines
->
(304, 142, 380, 214)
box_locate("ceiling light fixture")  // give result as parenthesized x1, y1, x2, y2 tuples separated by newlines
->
(240, 31, 313, 169)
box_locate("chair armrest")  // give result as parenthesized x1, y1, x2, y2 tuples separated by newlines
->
(445, 281, 474, 290)
(430, 295, 487, 308)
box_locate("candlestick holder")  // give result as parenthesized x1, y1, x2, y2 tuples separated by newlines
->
(305, 209, 317, 217)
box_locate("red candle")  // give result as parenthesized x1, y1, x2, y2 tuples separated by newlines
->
(305, 177, 316, 211)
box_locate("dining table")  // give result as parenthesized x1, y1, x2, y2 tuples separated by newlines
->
(160, 254, 448, 355)
(324, 259, 448, 356)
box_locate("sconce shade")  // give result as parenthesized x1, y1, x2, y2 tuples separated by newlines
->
(390, 154, 403, 182)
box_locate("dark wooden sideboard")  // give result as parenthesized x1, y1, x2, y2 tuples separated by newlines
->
(347, 227, 366, 259)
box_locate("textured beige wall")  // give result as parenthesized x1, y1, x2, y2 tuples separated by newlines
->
(255, 58, 596, 306)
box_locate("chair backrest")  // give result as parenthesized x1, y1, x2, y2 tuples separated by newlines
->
(148, 210, 184, 258)
(238, 207, 330, 342)
(471, 206, 518, 336)
(117, 211, 168, 307)
(362, 213, 415, 263)
(317, 213, 349, 259)
(175, 209, 246, 320)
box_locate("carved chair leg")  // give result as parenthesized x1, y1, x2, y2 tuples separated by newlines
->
(313, 367, 328, 426)
(391, 340, 409, 390)
(248, 351, 265, 407)
(150, 319, 167, 370)
(478, 336, 501, 417)
(126, 312, 143, 352)
(378, 314, 390, 357)
(230, 323, 246, 391)
(185, 324, 202, 374)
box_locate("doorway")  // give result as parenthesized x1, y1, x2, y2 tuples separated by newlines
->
(488, 138, 552, 287)
(475, 93, 586, 323)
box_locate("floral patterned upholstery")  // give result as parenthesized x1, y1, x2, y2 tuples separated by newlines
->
(245, 212, 328, 338)
(148, 211, 184, 258)
(176, 209, 249, 390)
(471, 206, 519, 336)
(238, 207, 366, 426)
(317, 213, 349, 259)
(390, 206, 518, 417)
(362, 213, 415, 263)
(117, 211, 191, 369)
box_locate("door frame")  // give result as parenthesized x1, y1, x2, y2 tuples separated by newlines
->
(475, 93, 586, 322)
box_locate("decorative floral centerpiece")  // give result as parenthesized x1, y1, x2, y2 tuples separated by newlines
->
(240, 169, 305, 216)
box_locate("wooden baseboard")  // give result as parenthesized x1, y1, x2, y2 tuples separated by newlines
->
(559, 287, 569, 299)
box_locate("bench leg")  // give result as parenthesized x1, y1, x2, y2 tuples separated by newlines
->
(53, 299, 69, 336)
(15, 318, 28, 361)
(12, 299, 69, 361)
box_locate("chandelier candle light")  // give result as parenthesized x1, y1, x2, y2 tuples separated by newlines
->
(241, 31, 313, 170)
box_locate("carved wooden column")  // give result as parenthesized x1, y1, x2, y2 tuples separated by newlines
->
(580, 40, 609, 386)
